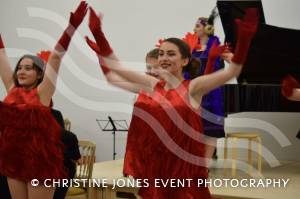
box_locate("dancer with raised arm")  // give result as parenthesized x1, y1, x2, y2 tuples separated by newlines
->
(86, 7, 258, 198)
(0, 2, 87, 199)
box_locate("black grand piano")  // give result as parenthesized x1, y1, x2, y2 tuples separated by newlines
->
(217, 0, 300, 115)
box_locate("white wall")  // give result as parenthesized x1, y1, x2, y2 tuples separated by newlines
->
(0, 0, 300, 164)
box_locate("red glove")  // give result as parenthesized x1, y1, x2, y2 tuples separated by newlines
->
(55, 1, 88, 52)
(0, 34, 4, 49)
(85, 36, 100, 54)
(85, 36, 110, 74)
(69, 1, 88, 29)
(204, 41, 226, 75)
(281, 75, 299, 97)
(182, 32, 198, 53)
(232, 8, 259, 64)
(88, 7, 113, 56)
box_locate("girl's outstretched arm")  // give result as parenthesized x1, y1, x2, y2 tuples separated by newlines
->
(38, 1, 88, 106)
(0, 34, 14, 92)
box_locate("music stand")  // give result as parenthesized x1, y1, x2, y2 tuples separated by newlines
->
(96, 116, 128, 160)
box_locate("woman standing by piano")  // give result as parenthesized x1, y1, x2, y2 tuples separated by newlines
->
(185, 8, 225, 166)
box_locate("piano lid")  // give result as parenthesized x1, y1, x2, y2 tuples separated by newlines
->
(217, 0, 300, 84)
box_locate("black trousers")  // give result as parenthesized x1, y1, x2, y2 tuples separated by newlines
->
(53, 165, 76, 199)
(0, 175, 11, 199)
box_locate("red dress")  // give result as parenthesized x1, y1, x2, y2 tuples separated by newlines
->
(123, 80, 213, 199)
(0, 87, 66, 182)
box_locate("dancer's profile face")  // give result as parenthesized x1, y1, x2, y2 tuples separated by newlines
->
(194, 23, 205, 37)
(158, 41, 188, 77)
(145, 57, 159, 78)
(16, 58, 41, 89)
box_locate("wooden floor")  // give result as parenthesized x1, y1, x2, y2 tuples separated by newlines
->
(209, 161, 300, 199)
(213, 196, 263, 199)
(88, 159, 299, 199)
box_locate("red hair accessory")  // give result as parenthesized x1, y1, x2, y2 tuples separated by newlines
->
(37, 50, 51, 64)
(182, 32, 199, 53)
(155, 39, 164, 47)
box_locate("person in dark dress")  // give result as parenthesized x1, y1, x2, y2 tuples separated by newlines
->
(0, 175, 11, 199)
(51, 109, 81, 199)
(189, 12, 225, 165)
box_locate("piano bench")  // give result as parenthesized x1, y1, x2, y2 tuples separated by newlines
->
(223, 132, 262, 177)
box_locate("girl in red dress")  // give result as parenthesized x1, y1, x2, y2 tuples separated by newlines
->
(0, 2, 87, 199)
(86, 7, 258, 199)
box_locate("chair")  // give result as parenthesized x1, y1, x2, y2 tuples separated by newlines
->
(64, 118, 71, 131)
(223, 132, 262, 177)
(65, 140, 96, 199)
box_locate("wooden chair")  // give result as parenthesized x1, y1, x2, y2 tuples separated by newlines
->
(223, 132, 262, 177)
(65, 140, 96, 199)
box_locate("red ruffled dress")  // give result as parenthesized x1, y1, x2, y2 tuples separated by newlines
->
(0, 87, 66, 182)
(123, 80, 213, 199)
